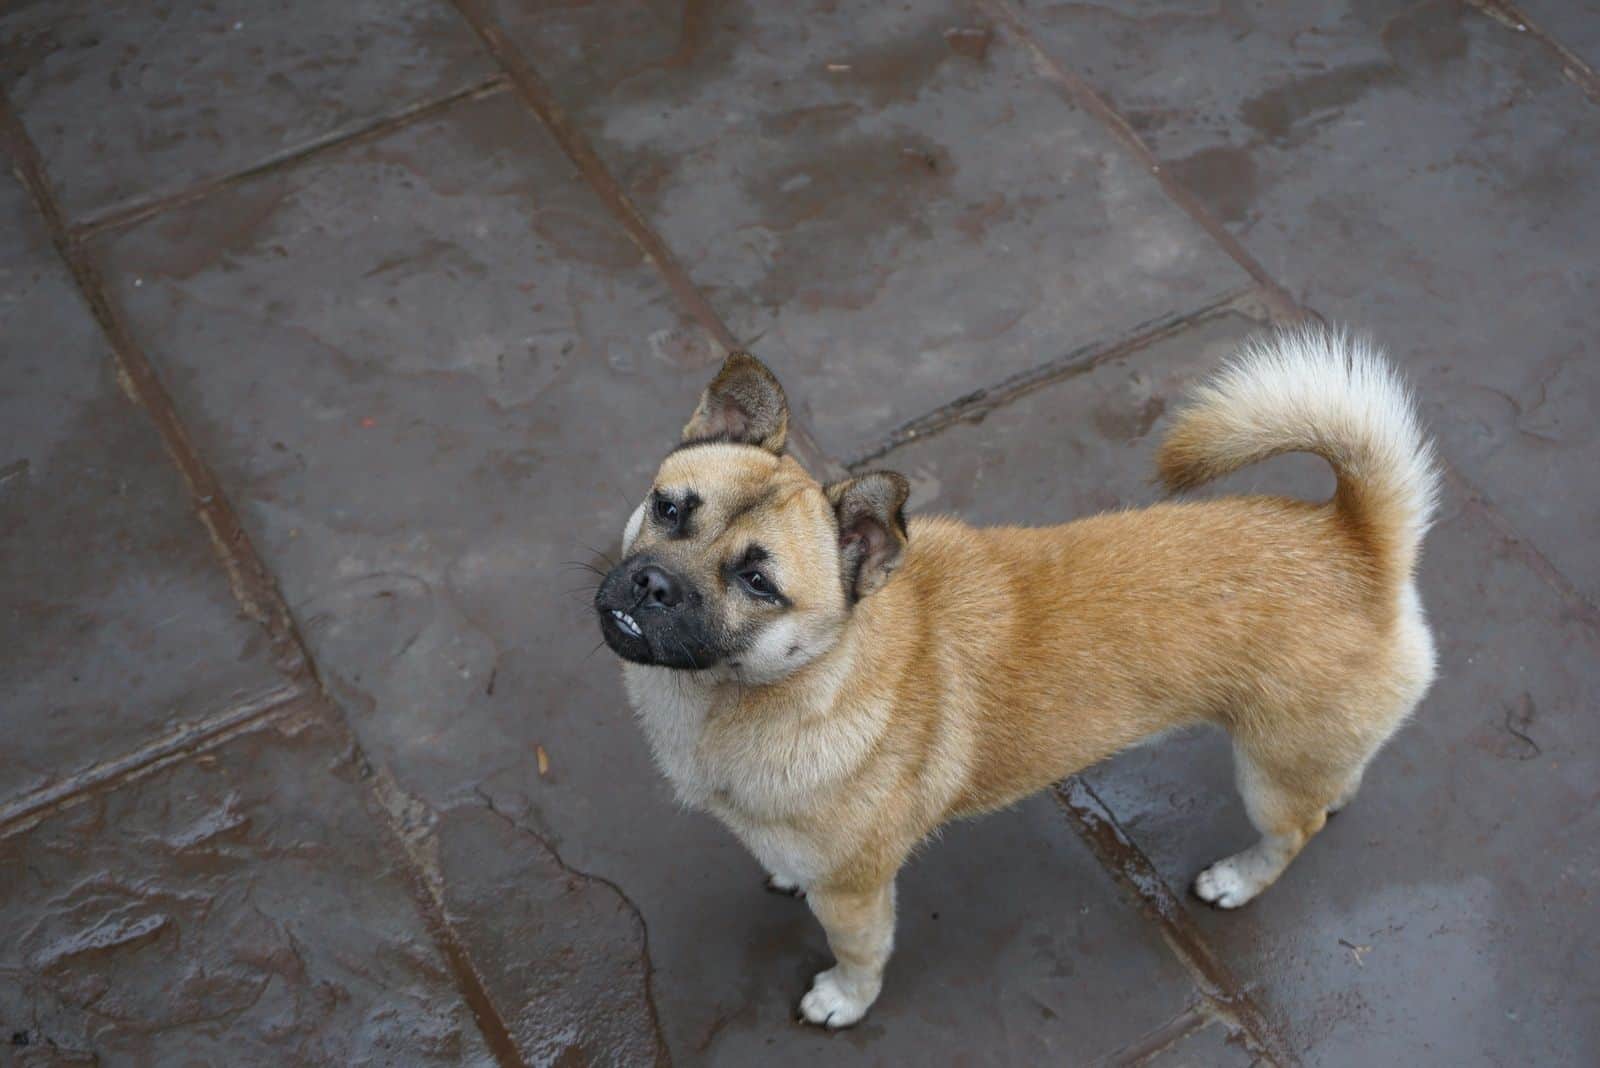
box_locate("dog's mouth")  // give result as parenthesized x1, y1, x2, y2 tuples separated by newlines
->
(595, 601, 720, 670)
(594, 561, 723, 670)
(598, 603, 648, 653)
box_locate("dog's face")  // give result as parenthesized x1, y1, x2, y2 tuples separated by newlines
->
(595, 353, 909, 684)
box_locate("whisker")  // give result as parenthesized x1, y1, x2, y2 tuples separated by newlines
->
(670, 632, 699, 672)
(583, 543, 620, 570)
(606, 478, 636, 512)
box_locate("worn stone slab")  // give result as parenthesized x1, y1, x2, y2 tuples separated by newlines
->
(1012, 0, 1600, 602)
(90, 87, 1214, 1061)
(876, 312, 1600, 1064)
(0, 165, 284, 807)
(0, 706, 494, 1065)
(89, 88, 699, 1066)
(492, 0, 1249, 458)
(0, 0, 494, 221)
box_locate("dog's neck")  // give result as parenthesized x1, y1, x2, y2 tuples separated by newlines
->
(631, 614, 863, 717)
(621, 613, 876, 812)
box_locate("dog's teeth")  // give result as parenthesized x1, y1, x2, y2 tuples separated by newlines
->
(610, 609, 642, 637)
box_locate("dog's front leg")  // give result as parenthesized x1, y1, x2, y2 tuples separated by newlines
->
(799, 878, 895, 1028)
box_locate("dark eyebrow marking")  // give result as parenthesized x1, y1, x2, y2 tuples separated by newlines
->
(652, 486, 700, 504)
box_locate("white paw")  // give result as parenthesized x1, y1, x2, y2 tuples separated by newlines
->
(764, 873, 804, 897)
(1193, 859, 1262, 909)
(798, 967, 875, 1029)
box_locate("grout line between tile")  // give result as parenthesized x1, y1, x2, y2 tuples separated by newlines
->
(71, 75, 511, 242)
(0, 684, 306, 837)
(1056, 777, 1298, 1067)
(1090, 1005, 1212, 1067)
(1464, 0, 1600, 105)
(844, 288, 1262, 469)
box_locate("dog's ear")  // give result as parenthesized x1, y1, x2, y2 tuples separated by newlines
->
(681, 351, 789, 454)
(825, 471, 911, 602)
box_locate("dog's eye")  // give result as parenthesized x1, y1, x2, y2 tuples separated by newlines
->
(654, 497, 679, 524)
(739, 569, 771, 596)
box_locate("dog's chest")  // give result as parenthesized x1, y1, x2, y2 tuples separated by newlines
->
(623, 667, 723, 807)
(621, 666, 840, 815)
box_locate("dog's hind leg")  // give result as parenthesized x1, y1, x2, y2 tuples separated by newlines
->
(1196, 620, 1433, 909)
(1326, 757, 1372, 816)
(1193, 739, 1340, 909)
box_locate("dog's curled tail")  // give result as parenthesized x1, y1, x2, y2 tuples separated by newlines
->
(1157, 325, 1439, 585)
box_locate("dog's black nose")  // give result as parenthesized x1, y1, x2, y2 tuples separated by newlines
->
(632, 564, 683, 609)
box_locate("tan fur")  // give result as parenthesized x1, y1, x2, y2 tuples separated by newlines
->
(610, 330, 1437, 1027)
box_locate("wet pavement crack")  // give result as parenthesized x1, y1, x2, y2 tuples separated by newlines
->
(471, 789, 673, 1066)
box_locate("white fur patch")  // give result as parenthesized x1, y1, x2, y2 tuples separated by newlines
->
(799, 966, 877, 1028)
(765, 871, 804, 895)
(623, 664, 718, 808)
(730, 614, 834, 685)
(1178, 325, 1440, 572)
(1193, 857, 1261, 909)
(620, 500, 646, 556)
(1194, 826, 1301, 908)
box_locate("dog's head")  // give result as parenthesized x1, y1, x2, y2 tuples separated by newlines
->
(595, 352, 909, 683)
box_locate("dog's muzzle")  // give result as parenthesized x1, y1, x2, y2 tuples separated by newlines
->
(594, 557, 720, 670)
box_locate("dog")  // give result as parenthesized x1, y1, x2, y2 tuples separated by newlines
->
(594, 326, 1438, 1028)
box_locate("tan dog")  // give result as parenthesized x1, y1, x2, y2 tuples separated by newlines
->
(594, 328, 1437, 1028)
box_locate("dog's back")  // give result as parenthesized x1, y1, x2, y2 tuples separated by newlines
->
(864, 326, 1441, 905)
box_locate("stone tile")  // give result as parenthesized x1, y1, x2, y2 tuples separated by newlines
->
(92, 87, 718, 819)
(0, 706, 494, 1065)
(0, 0, 494, 220)
(89, 87, 1210, 1061)
(88, 88, 718, 1064)
(492, 0, 1249, 458)
(0, 165, 284, 806)
(1012, 0, 1600, 601)
(876, 313, 1600, 1064)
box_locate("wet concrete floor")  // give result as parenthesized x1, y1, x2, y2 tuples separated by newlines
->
(2, 1, 1596, 1064)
